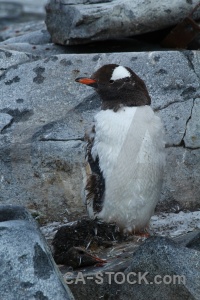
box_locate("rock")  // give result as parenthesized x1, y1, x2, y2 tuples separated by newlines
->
(2, 29, 51, 45)
(0, 21, 46, 42)
(151, 211, 200, 237)
(0, 42, 70, 57)
(0, 0, 46, 33)
(184, 98, 200, 148)
(0, 205, 74, 300)
(0, 48, 38, 68)
(0, 50, 199, 222)
(186, 231, 200, 251)
(121, 237, 200, 300)
(0, 21, 138, 57)
(0, 19, 165, 55)
(158, 99, 194, 146)
(174, 230, 200, 247)
(174, 230, 200, 250)
(0, 21, 70, 58)
(0, 205, 34, 221)
(0, 36, 161, 57)
(65, 236, 200, 300)
(161, 147, 200, 209)
(0, 0, 46, 16)
(0, 2, 23, 19)
(45, 0, 200, 45)
(0, 113, 13, 132)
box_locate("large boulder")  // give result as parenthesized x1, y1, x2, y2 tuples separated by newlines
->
(66, 236, 200, 300)
(45, 0, 200, 45)
(0, 205, 74, 300)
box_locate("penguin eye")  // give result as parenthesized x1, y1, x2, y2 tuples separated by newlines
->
(109, 80, 114, 84)
(124, 77, 130, 82)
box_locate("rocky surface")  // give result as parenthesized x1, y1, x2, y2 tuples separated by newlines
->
(185, 97, 200, 148)
(0, 21, 164, 56)
(0, 204, 199, 300)
(0, 205, 74, 300)
(0, 47, 199, 222)
(45, 0, 200, 45)
(0, 21, 46, 41)
(0, 0, 46, 17)
(186, 231, 200, 251)
(151, 211, 200, 237)
(64, 236, 200, 300)
(120, 236, 200, 300)
(41, 210, 200, 244)
(0, 21, 70, 57)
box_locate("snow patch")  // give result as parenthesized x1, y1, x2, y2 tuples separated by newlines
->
(151, 211, 200, 237)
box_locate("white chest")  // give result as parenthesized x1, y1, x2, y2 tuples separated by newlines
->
(92, 107, 137, 174)
(91, 106, 165, 232)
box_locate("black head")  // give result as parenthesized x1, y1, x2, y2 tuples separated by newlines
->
(75, 64, 151, 111)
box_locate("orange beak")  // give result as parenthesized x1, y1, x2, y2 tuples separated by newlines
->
(75, 77, 97, 87)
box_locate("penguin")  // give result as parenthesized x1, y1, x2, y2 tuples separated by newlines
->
(75, 64, 165, 234)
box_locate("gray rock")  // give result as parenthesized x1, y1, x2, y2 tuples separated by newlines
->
(174, 230, 200, 248)
(0, 1, 46, 33)
(2, 29, 51, 45)
(0, 42, 70, 58)
(0, 1, 22, 19)
(0, 48, 38, 69)
(184, 98, 200, 148)
(0, 205, 34, 221)
(0, 50, 199, 222)
(0, 113, 13, 132)
(161, 147, 200, 209)
(0, 21, 46, 42)
(0, 0, 47, 15)
(0, 37, 162, 57)
(158, 99, 194, 146)
(0, 21, 69, 58)
(0, 205, 74, 300)
(0, 22, 152, 57)
(45, 0, 200, 45)
(64, 0, 112, 3)
(0, 19, 167, 55)
(121, 237, 200, 300)
(67, 236, 200, 300)
(186, 231, 200, 251)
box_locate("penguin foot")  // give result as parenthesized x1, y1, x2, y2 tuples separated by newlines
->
(135, 226, 151, 238)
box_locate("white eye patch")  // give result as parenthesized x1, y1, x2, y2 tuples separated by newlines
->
(110, 66, 131, 81)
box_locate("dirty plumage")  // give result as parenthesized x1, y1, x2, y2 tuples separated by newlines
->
(76, 64, 165, 234)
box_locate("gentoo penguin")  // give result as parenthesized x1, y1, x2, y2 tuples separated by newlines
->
(75, 64, 165, 234)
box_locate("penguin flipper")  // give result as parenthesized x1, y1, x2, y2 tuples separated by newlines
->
(84, 127, 105, 217)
